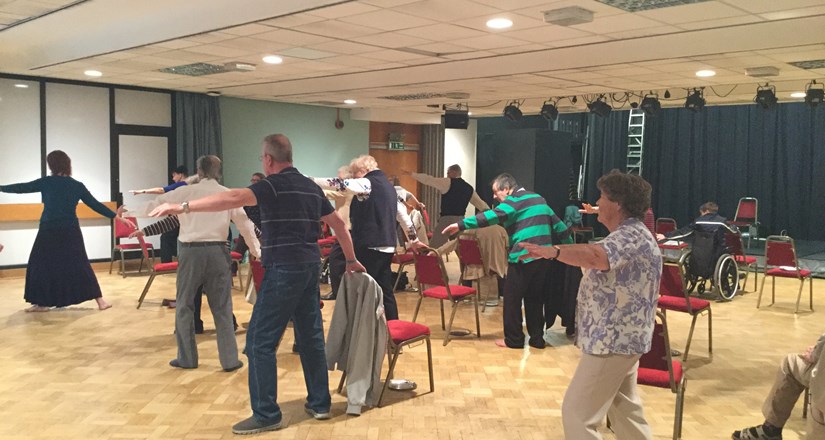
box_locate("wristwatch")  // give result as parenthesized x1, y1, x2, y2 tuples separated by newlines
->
(180, 201, 190, 214)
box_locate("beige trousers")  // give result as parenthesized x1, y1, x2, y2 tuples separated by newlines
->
(763, 354, 813, 428)
(562, 353, 652, 440)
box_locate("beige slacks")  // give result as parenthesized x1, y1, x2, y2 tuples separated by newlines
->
(562, 353, 652, 440)
(763, 354, 814, 428)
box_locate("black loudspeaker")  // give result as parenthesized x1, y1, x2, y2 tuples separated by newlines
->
(443, 110, 469, 129)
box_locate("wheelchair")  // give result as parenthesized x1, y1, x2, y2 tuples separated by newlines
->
(668, 222, 741, 300)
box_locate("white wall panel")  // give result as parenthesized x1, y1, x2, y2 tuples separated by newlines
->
(115, 90, 171, 127)
(444, 119, 479, 217)
(0, 78, 41, 204)
(45, 83, 111, 199)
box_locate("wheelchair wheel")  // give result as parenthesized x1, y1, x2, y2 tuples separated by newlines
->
(714, 254, 739, 300)
(681, 251, 698, 293)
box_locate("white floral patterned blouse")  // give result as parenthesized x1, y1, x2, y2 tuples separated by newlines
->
(575, 217, 662, 355)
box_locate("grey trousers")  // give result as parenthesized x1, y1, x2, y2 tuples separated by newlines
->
(763, 354, 814, 427)
(175, 242, 239, 369)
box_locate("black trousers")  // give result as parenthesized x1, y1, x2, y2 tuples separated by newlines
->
(160, 228, 180, 263)
(356, 247, 397, 320)
(503, 259, 551, 348)
(327, 242, 346, 297)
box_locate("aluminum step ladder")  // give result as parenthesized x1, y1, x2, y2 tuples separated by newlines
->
(626, 109, 645, 175)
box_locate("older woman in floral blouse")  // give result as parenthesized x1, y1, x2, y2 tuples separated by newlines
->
(521, 170, 662, 440)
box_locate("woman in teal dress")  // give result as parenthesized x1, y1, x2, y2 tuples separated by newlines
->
(0, 150, 134, 312)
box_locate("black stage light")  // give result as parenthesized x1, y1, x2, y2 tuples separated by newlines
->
(640, 93, 661, 115)
(503, 101, 522, 121)
(630, 101, 639, 109)
(571, 95, 578, 104)
(587, 96, 611, 117)
(664, 89, 671, 99)
(540, 100, 559, 121)
(805, 80, 824, 108)
(684, 89, 705, 112)
(754, 84, 777, 109)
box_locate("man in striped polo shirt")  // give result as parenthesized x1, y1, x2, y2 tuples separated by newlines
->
(443, 173, 572, 349)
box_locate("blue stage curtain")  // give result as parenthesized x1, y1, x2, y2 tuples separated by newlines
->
(643, 102, 825, 240)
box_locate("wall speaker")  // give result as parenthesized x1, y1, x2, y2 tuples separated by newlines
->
(443, 110, 469, 129)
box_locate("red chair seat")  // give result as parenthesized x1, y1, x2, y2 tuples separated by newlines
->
(116, 243, 152, 250)
(230, 251, 243, 260)
(767, 267, 811, 278)
(392, 253, 415, 264)
(729, 220, 753, 227)
(423, 285, 476, 300)
(154, 262, 178, 272)
(734, 255, 757, 264)
(658, 295, 711, 313)
(638, 360, 683, 389)
(317, 237, 337, 247)
(387, 320, 431, 345)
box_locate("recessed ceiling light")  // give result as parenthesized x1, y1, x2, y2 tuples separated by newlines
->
(695, 69, 716, 78)
(84, 70, 102, 77)
(344, 99, 357, 105)
(14, 84, 29, 88)
(486, 18, 513, 29)
(262, 55, 283, 65)
(790, 92, 806, 98)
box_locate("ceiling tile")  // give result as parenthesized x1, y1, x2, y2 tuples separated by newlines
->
(214, 37, 289, 52)
(338, 9, 438, 30)
(220, 23, 277, 37)
(294, 19, 385, 39)
(720, 0, 825, 14)
(392, 0, 501, 21)
(306, 39, 380, 55)
(572, 13, 666, 33)
(501, 25, 594, 43)
(450, 34, 530, 50)
(360, 49, 432, 62)
(254, 28, 334, 46)
(352, 32, 434, 48)
(184, 44, 252, 58)
(636, 1, 749, 25)
(280, 47, 337, 60)
(259, 12, 326, 28)
(678, 15, 763, 30)
(758, 5, 825, 20)
(408, 42, 476, 55)
(310, 2, 381, 19)
(605, 25, 680, 39)
(397, 23, 488, 40)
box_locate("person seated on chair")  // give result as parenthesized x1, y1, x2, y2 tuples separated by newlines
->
(656, 201, 726, 242)
(732, 332, 825, 440)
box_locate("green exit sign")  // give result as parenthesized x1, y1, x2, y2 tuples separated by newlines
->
(389, 141, 405, 150)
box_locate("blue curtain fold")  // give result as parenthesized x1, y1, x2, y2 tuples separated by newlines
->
(175, 92, 223, 175)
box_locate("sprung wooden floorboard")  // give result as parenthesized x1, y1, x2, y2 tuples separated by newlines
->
(0, 260, 821, 439)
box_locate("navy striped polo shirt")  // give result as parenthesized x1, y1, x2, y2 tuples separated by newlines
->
(249, 167, 334, 265)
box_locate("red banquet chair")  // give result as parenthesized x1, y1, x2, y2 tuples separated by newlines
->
(657, 262, 712, 361)
(230, 251, 247, 291)
(456, 233, 494, 311)
(412, 247, 481, 346)
(637, 312, 687, 440)
(391, 250, 415, 291)
(757, 235, 813, 313)
(729, 197, 759, 248)
(135, 235, 178, 309)
(724, 229, 758, 292)
(656, 218, 678, 236)
(109, 216, 152, 277)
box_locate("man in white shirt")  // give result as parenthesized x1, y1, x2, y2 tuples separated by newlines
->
(146, 155, 261, 372)
(405, 164, 489, 248)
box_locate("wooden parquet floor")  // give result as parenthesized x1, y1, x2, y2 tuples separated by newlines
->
(0, 260, 822, 440)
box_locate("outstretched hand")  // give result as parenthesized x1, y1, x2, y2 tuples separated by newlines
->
(579, 203, 599, 214)
(519, 242, 557, 260)
(116, 216, 137, 230)
(149, 203, 183, 217)
(441, 223, 460, 237)
(128, 230, 145, 239)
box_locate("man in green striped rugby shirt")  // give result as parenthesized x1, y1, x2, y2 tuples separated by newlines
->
(443, 173, 572, 349)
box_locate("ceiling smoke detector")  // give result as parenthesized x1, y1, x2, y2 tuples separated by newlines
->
(542, 6, 594, 26)
(745, 66, 780, 77)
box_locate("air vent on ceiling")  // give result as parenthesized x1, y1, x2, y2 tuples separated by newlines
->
(789, 59, 825, 70)
(596, 0, 710, 13)
(745, 66, 780, 77)
(379, 92, 446, 101)
(159, 63, 227, 76)
(543, 7, 594, 26)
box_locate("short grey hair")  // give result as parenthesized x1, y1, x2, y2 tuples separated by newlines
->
(447, 164, 462, 176)
(196, 155, 222, 180)
(350, 155, 378, 175)
(491, 173, 518, 191)
(262, 134, 293, 163)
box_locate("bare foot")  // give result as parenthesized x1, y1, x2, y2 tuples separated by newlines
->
(25, 305, 50, 313)
(494, 339, 508, 348)
(96, 299, 112, 310)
